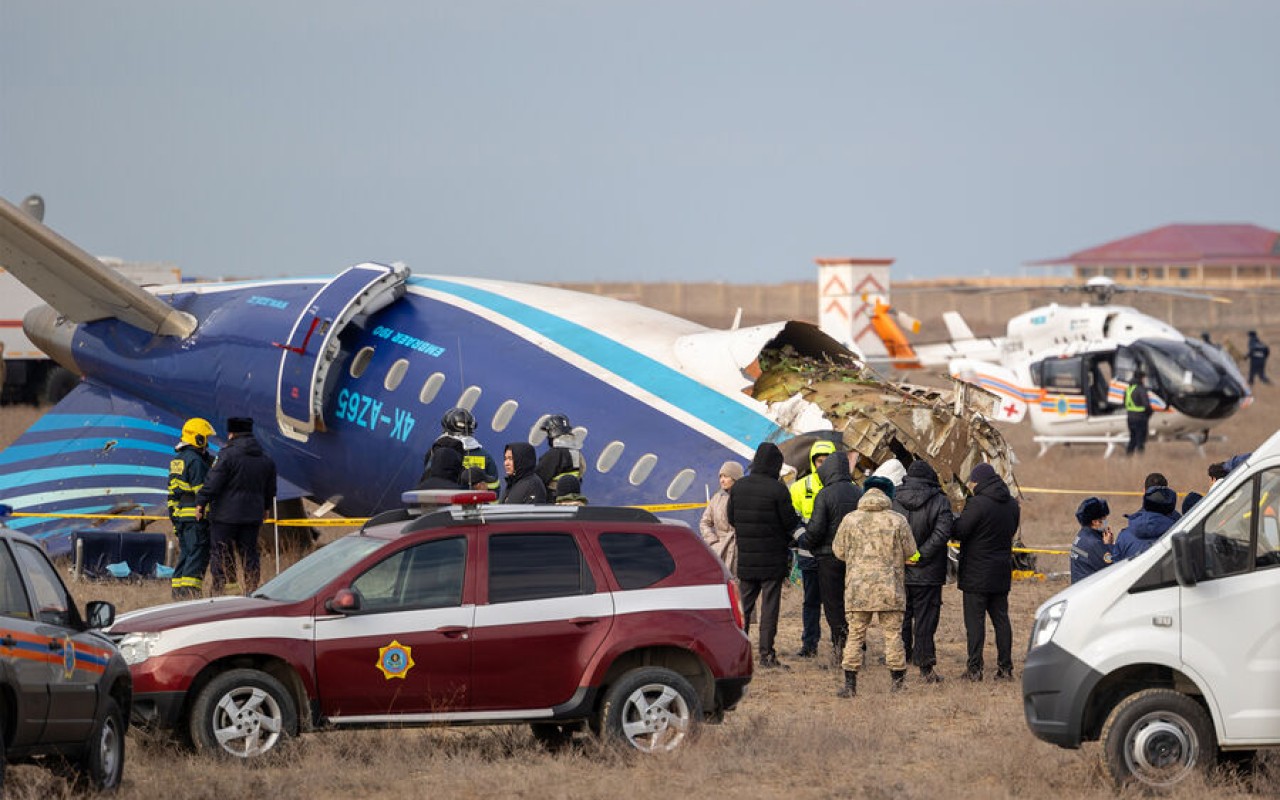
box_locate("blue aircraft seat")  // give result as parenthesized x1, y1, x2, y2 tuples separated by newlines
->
(72, 530, 169, 581)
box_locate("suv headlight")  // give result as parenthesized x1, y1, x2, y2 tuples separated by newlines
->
(117, 632, 162, 665)
(1028, 600, 1067, 650)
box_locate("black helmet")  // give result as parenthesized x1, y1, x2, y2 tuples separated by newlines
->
(441, 407, 476, 436)
(541, 413, 572, 440)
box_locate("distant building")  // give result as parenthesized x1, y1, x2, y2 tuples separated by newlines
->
(1029, 224, 1280, 286)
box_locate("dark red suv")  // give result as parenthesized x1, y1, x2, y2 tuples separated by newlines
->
(111, 493, 751, 758)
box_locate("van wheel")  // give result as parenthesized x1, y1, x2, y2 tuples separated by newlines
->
(69, 695, 125, 791)
(599, 667, 701, 753)
(189, 669, 296, 759)
(1101, 688, 1216, 789)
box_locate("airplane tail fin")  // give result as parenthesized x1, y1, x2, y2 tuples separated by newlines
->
(0, 196, 195, 337)
(942, 311, 975, 341)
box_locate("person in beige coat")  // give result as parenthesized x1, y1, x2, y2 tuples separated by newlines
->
(700, 461, 744, 576)
(832, 476, 918, 698)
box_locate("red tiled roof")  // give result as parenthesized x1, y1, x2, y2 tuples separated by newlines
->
(1030, 224, 1280, 266)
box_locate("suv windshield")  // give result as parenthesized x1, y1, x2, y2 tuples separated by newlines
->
(254, 536, 387, 602)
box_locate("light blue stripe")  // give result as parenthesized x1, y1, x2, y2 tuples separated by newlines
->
(414, 278, 777, 445)
(0, 465, 167, 493)
(0, 438, 176, 465)
(26, 414, 181, 437)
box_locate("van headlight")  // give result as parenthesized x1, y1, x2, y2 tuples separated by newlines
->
(1029, 601, 1067, 650)
(117, 632, 161, 665)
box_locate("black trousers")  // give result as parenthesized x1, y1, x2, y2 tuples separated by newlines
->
(902, 583, 943, 668)
(815, 554, 848, 646)
(210, 521, 262, 595)
(738, 577, 783, 657)
(1126, 413, 1149, 455)
(962, 590, 1012, 673)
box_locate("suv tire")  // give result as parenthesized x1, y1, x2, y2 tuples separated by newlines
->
(1101, 688, 1216, 788)
(71, 695, 125, 791)
(189, 669, 296, 759)
(599, 667, 701, 754)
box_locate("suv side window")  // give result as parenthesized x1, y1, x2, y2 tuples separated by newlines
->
(352, 537, 465, 611)
(488, 533, 593, 603)
(1202, 476, 1258, 579)
(12, 542, 72, 627)
(598, 533, 675, 590)
(0, 543, 32, 619)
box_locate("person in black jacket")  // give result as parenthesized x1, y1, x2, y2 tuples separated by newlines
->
(415, 447, 465, 490)
(896, 460, 954, 682)
(954, 462, 1020, 681)
(803, 451, 862, 662)
(195, 417, 277, 595)
(500, 442, 547, 504)
(727, 442, 801, 668)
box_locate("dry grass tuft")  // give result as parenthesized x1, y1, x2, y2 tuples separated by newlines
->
(3, 382, 1280, 797)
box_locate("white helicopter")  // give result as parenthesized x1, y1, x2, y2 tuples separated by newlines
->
(896, 277, 1252, 456)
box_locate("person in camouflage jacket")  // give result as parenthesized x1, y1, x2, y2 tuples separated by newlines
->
(831, 479, 918, 697)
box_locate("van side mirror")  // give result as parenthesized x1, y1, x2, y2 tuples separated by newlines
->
(325, 588, 362, 614)
(85, 600, 115, 630)
(1171, 531, 1204, 587)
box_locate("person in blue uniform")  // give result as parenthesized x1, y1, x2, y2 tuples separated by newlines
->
(1069, 497, 1114, 583)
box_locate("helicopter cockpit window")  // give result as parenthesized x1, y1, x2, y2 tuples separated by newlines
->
(1038, 358, 1083, 393)
(1113, 347, 1138, 382)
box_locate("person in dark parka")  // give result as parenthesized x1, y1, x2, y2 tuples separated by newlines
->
(803, 452, 862, 661)
(953, 462, 1020, 681)
(415, 447, 465, 490)
(1113, 486, 1178, 560)
(727, 442, 801, 668)
(196, 417, 276, 595)
(896, 460, 954, 682)
(500, 442, 547, 504)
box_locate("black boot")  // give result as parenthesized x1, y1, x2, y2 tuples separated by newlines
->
(920, 665, 943, 684)
(836, 669, 857, 698)
(890, 669, 907, 693)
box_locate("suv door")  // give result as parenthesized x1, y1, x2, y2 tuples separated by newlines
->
(470, 528, 614, 711)
(1180, 466, 1280, 743)
(315, 535, 474, 718)
(9, 539, 99, 743)
(0, 539, 51, 746)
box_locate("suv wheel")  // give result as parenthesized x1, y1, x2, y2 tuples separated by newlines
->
(599, 667, 701, 753)
(189, 669, 297, 758)
(1101, 688, 1216, 788)
(71, 696, 125, 790)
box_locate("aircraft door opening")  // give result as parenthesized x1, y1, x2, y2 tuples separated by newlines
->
(276, 263, 409, 442)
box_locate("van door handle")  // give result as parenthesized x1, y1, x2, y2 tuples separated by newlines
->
(436, 626, 469, 639)
(569, 617, 600, 627)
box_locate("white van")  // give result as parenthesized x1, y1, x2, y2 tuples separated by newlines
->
(1023, 430, 1280, 789)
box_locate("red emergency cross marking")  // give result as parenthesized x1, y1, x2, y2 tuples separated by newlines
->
(1003, 403, 1019, 418)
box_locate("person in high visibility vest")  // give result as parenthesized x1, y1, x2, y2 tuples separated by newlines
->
(168, 418, 216, 600)
(1124, 368, 1153, 456)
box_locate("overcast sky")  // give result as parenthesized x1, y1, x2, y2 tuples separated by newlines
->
(2, 1, 1277, 284)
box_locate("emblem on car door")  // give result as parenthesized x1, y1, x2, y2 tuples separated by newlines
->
(377, 640, 415, 680)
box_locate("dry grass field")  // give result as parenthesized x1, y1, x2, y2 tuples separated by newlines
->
(2, 384, 1279, 799)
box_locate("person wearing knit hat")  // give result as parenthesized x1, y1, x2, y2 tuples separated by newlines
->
(873, 458, 907, 487)
(954, 459, 1019, 681)
(700, 461, 744, 577)
(1114, 486, 1178, 561)
(1069, 497, 1114, 584)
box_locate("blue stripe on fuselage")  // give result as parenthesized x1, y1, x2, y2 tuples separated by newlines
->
(412, 278, 778, 447)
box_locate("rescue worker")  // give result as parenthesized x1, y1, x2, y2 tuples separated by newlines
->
(415, 447, 465, 490)
(1247, 330, 1271, 386)
(168, 418, 216, 600)
(196, 417, 277, 595)
(728, 442, 801, 669)
(535, 414, 584, 494)
(896, 459, 953, 683)
(1124, 368, 1153, 456)
(424, 408, 499, 489)
(700, 461, 744, 577)
(554, 474, 588, 506)
(501, 442, 547, 504)
(789, 440, 838, 658)
(1068, 497, 1114, 584)
(954, 462, 1019, 682)
(831, 476, 918, 697)
(459, 466, 491, 492)
(803, 448, 862, 663)
(1113, 485, 1178, 560)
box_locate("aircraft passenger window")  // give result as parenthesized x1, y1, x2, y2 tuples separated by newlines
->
(529, 415, 551, 446)
(629, 453, 658, 486)
(596, 441, 625, 473)
(419, 372, 445, 404)
(456, 386, 481, 411)
(1255, 469, 1280, 569)
(491, 400, 519, 432)
(350, 347, 375, 379)
(384, 359, 409, 392)
(666, 468, 696, 500)
(1201, 479, 1255, 579)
